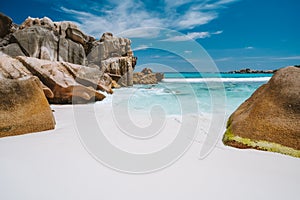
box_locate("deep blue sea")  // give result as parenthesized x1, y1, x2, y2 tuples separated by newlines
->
(108, 72, 273, 116)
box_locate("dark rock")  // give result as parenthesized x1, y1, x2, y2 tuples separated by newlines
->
(155, 72, 164, 82)
(0, 13, 12, 38)
(228, 68, 275, 74)
(141, 68, 152, 74)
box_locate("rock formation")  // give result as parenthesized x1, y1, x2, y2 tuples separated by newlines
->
(88, 32, 136, 86)
(0, 76, 55, 137)
(0, 52, 54, 98)
(17, 56, 107, 103)
(0, 13, 138, 136)
(0, 52, 108, 103)
(133, 68, 164, 84)
(223, 66, 300, 158)
(0, 13, 137, 88)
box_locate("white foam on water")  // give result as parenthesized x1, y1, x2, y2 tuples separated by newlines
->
(162, 77, 271, 83)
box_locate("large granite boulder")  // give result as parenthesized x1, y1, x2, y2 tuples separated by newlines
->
(223, 66, 300, 158)
(2, 15, 89, 65)
(0, 76, 55, 137)
(13, 26, 59, 60)
(87, 32, 136, 86)
(66, 27, 88, 46)
(58, 37, 86, 65)
(0, 52, 53, 98)
(133, 68, 164, 84)
(0, 43, 26, 57)
(61, 62, 113, 94)
(17, 56, 106, 103)
(100, 56, 135, 86)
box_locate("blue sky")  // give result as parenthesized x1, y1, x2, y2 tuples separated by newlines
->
(1, 0, 300, 72)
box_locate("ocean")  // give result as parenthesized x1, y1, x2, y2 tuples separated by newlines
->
(104, 72, 273, 116)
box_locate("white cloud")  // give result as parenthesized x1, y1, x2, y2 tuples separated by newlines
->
(214, 57, 232, 62)
(59, 1, 162, 37)
(58, 0, 237, 38)
(118, 28, 161, 39)
(162, 30, 223, 41)
(213, 30, 223, 34)
(133, 44, 150, 51)
(275, 56, 300, 60)
(175, 11, 218, 29)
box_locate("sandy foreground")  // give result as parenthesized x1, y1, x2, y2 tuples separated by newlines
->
(0, 103, 299, 200)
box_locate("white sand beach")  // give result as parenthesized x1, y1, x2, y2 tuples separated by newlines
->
(0, 103, 299, 200)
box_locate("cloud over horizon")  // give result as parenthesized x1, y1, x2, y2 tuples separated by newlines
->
(58, 0, 239, 38)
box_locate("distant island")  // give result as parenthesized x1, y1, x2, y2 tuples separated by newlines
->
(226, 68, 275, 74)
(226, 65, 299, 74)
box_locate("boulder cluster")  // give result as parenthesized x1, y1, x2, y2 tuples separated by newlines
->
(0, 13, 137, 91)
(0, 13, 137, 137)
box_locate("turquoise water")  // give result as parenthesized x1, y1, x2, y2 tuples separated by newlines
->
(111, 73, 273, 116)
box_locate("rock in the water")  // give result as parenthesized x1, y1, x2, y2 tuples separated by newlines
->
(141, 67, 153, 74)
(0, 76, 55, 137)
(133, 68, 164, 84)
(223, 66, 300, 158)
(17, 56, 106, 103)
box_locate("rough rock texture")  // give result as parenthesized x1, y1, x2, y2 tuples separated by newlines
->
(0, 52, 53, 98)
(0, 14, 137, 87)
(17, 56, 106, 104)
(0, 77, 55, 137)
(88, 32, 136, 86)
(58, 37, 86, 65)
(223, 66, 300, 158)
(133, 68, 164, 84)
(0, 43, 25, 57)
(61, 62, 113, 94)
(13, 26, 59, 60)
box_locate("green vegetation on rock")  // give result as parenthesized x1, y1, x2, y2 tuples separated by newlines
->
(223, 126, 300, 158)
